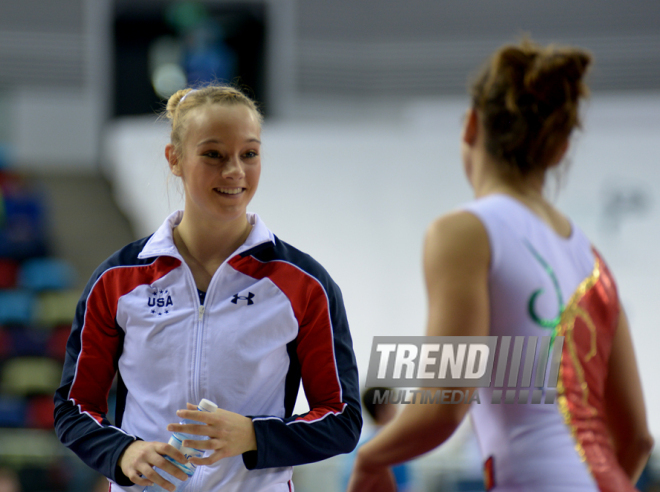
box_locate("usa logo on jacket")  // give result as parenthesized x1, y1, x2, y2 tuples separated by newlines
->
(148, 288, 174, 315)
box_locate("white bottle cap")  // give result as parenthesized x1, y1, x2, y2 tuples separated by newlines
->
(198, 398, 218, 412)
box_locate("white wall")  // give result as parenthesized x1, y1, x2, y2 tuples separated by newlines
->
(0, 0, 113, 171)
(9, 87, 101, 171)
(104, 92, 660, 439)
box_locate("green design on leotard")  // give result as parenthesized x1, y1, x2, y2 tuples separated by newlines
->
(524, 240, 564, 346)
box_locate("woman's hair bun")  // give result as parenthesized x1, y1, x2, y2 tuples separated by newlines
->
(165, 89, 195, 121)
(524, 46, 592, 109)
(470, 38, 592, 175)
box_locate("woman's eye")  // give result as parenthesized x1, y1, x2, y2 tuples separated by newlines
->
(244, 151, 259, 159)
(204, 151, 221, 158)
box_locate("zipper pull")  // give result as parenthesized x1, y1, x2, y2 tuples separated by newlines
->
(198, 305, 205, 320)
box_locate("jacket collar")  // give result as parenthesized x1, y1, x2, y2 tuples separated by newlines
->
(138, 210, 275, 260)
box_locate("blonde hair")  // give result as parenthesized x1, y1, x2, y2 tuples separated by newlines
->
(164, 84, 263, 158)
(470, 38, 591, 175)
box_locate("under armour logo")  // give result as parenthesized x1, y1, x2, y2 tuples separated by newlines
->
(231, 292, 255, 305)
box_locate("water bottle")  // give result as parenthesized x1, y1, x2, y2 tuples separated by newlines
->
(143, 398, 218, 492)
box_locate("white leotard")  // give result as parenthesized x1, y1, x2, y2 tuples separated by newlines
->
(464, 194, 601, 491)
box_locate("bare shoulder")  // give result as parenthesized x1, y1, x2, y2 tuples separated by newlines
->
(424, 210, 490, 269)
(423, 210, 491, 338)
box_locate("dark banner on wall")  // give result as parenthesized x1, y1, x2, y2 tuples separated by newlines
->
(114, 1, 266, 117)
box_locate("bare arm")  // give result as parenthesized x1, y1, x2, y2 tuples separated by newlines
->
(603, 308, 654, 483)
(348, 211, 490, 492)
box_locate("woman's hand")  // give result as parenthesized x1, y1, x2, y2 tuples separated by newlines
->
(167, 403, 257, 465)
(347, 452, 396, 492)
(117, 440, 189, 492)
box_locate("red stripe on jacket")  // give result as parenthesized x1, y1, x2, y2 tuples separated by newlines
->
(68, 256, 180, 423)
(229, 255, 345, 421)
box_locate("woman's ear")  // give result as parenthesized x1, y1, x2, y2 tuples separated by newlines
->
(462, 108, 479, 147)
(548, 139, 570, 168)
(166, 144, 182, 177)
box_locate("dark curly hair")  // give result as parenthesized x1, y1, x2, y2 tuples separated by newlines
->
(470, 38, 592, 175)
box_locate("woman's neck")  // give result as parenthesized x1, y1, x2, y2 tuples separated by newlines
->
(478, 179, 545, 205)
(173, 212, 252, 280)
(471, 157, 572, 238)
(473, 155, 546, 206)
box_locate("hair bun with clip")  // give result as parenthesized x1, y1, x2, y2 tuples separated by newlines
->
(179, 89, 198, 105)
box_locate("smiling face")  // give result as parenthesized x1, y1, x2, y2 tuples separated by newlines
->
(167, 103, 262, 225)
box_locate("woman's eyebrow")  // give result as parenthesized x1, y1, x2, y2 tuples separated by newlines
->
(197, 137, 261, 146)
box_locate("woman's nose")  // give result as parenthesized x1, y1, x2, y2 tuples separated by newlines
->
(222, 155, 245, 179)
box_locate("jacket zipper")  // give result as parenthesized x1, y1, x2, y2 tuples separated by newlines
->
(193, 303, 205, 405)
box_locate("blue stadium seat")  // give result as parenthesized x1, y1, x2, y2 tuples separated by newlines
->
(0, 395, 27, 427)
(19, 258, 77, 291)
(0, 290, 35, 325)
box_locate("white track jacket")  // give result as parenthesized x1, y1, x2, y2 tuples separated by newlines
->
(54, 211, 362, 492)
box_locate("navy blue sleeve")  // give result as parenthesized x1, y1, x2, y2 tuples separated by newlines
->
(53, 238, 152, 486)
(234, 239, 362, 469)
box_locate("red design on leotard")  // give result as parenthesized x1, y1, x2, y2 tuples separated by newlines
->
(483, 455, 495, 491)
(556, 249, 637, 492)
